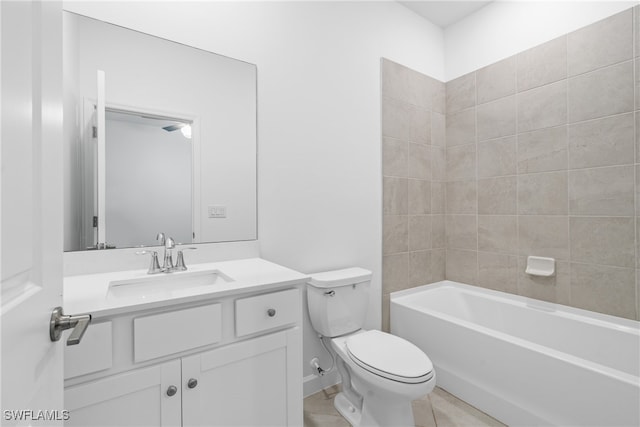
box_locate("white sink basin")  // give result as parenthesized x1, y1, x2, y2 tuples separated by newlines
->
(107, 269, 233, 300)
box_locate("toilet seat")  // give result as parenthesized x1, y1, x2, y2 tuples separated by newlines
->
(345, 330, 433, 384)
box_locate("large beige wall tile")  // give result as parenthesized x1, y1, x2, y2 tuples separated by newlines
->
(446, 214, 477, 250)
(432, 182, 445, 214)
(478, 215, 517, 253)
(383, 252, 408, 294)
(568, 113, 634, 169)
(432, 147, 446, 181)
(518, 171, 568, 215)
(446, 144, 476, 181)
(382, 293, 390, 333)
(446, 72, 476, 113)
(635, 6, 639, 58)
(637, 170, 640, 215)
(446, 180, 477, 214)
(476, 56, 516, 104)
(409, 250, 432, 286)
(517, 80, 567, 132)
(635, 57, 640, 110)
(518, 215, 569, 260)
(446, 249, 478, 284)
(517, 126, 568, 173)
(478, 176, 517, 215)
(477, 96, 516, 141)
(409, 215, 432, 251)
(408, 143, 432, 180)
(570, 262, 636, 319)
(432, 215, 445, 249)
(381, 58, 432, 108)
(431, 112, 445, 147)
(383, 215, 408, 255)
(382, 97, 411, 139)
(569, 166, 634, 216)
(432, 80, 446, 114)
(517, 258, 570, 305)
(570, 216, 635, 267)
(408, 105, 431, 145)
(517, 36, 567, 92)
(636, 113, 640, 163)
(568, 61, 634, 123)
(407, 69, 433, 110)
(382, 137, 408, 177)
(478, 136, 516, 178)
(477, 252, 518, 293)
(446, 108, 476, 147)
(408, 179, 431, 214)
(432, 249, 446, 281)
(382, 59, 411, 103)
(567, 9, 633, 76)
(383, 177, 408, 214)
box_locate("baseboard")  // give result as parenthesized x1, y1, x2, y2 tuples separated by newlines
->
(303, 370, 340, 398)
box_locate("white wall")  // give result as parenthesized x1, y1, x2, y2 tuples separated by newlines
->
(444, 0, 638, 80)
(63, 0, 445, 394)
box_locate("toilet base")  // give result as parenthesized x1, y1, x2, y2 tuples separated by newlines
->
(334, 392, 361, 426)
(334, 388, 417, 427)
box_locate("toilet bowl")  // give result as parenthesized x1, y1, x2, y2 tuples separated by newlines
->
(306, 268, 436, 427)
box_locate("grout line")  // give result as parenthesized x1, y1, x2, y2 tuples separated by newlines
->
(515, 54, 521, 296)
(634, 5, 639, 320)
(566, 32, 572, 307)
(475, 70, 479, 285)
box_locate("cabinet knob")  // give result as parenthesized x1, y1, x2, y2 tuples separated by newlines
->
(267, 308, 276, 317)
(166, 385, 177, 397)
(187, 378, 198, 389)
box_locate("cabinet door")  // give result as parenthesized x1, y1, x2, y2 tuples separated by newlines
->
(65, 360, 181, 427)
(182, 328, 302, 427)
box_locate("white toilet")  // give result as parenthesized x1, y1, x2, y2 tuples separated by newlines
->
(307, 267, 435, 427)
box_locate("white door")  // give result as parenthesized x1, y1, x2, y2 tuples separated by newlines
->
(1, 0, 65, 424)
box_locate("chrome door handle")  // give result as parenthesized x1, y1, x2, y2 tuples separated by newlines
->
(49, 307, 92, 346)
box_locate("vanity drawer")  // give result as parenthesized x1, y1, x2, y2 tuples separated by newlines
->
(65, 321, 113, 379)
(235, 288, 299, 337)
(134, 303, 222, 363)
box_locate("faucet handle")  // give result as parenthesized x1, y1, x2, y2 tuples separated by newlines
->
(174, 247, 197, 271)
(136, 250, 162, 274)
(156, 232, 166, 246)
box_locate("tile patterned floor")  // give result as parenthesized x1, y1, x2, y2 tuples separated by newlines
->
(304, 385, 506, 427)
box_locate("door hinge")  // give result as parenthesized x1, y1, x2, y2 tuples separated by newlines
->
(93, 216, 98, 228)
(92, 126, 98, 138)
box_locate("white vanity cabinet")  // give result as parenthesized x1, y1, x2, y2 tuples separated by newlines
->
(63, 286, 303, 427)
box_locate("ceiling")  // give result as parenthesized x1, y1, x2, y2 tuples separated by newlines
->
(398, 1, 493, 28)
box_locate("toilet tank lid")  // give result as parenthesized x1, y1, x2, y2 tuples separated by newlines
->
(307, 267, 372, 288)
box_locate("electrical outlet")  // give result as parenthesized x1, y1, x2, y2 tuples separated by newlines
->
(208, 205, 226, 218)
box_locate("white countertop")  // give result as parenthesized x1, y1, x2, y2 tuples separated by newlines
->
(64, 258, 309, 319)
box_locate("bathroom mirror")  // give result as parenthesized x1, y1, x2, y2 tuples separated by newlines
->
(63, 12, 257, 251)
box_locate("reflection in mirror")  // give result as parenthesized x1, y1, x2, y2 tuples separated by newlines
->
(105, 110, 192, 248)
(63, 12, 257, 251)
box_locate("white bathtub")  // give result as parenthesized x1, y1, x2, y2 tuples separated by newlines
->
(390, 281, 640, 427)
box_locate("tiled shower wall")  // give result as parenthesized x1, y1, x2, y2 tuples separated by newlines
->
(382, 5, 640, 324)
(381, 59, 447, 331)
(444, 6, 639, 320)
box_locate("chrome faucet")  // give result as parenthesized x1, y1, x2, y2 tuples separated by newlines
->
(138, 233, 195, 274)
(162, 236, 175, 271)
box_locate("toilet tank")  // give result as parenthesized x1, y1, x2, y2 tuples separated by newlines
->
(306, 267, 372, 337)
